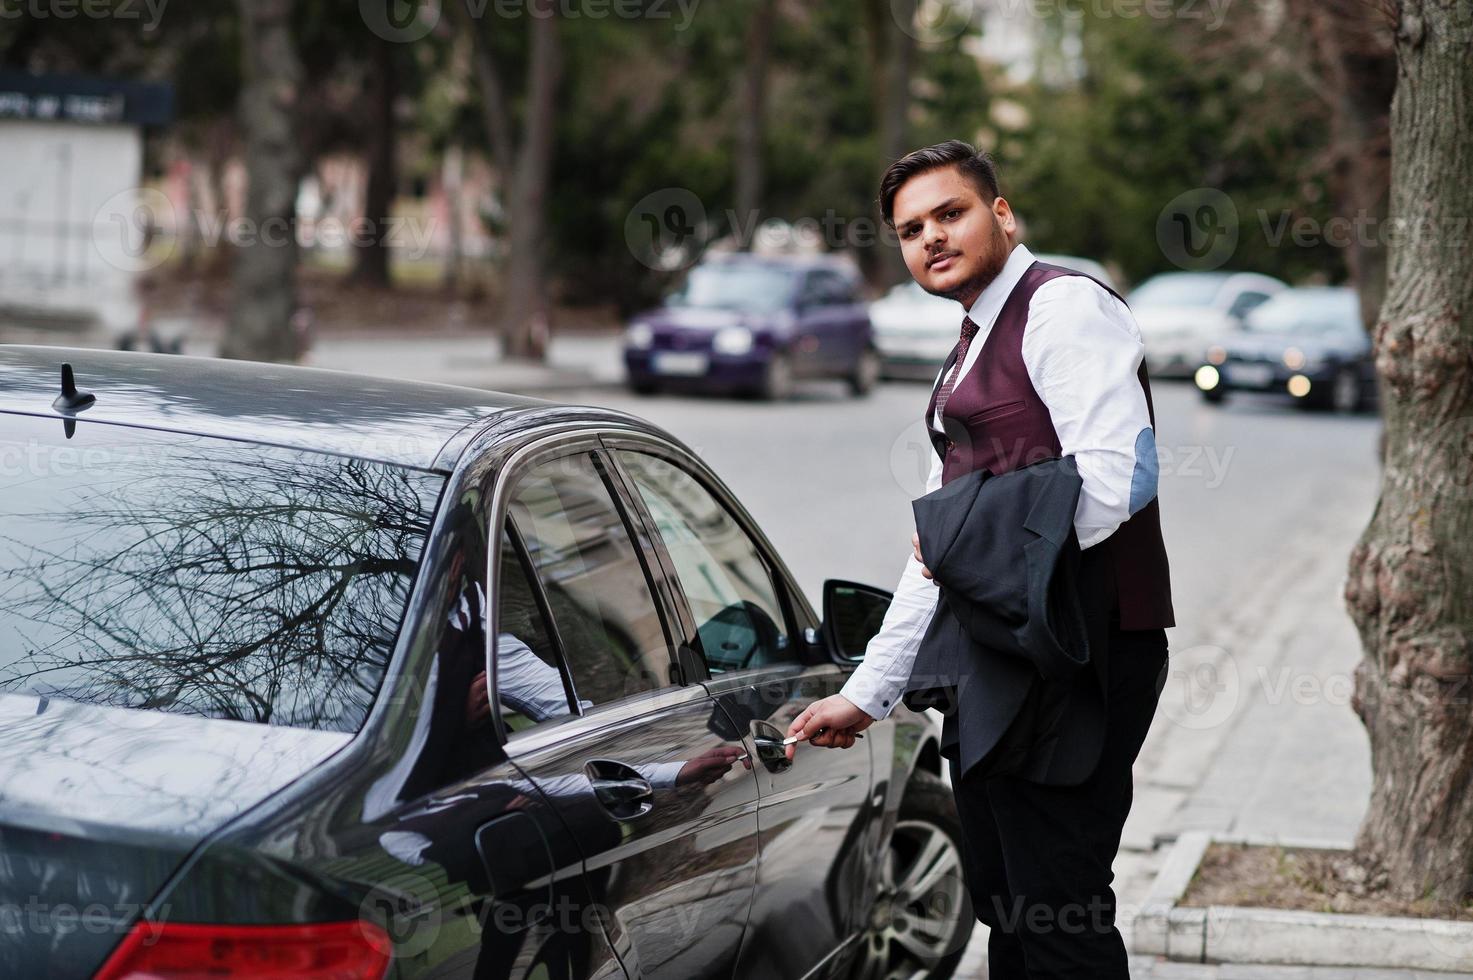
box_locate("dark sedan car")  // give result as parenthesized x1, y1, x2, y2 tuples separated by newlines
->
(623, 254, 880, 400)
(0, 346, 970, 980)
(1193, 286, 1377, 413)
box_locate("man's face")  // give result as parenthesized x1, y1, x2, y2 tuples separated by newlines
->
(891, 165, 1016, 309)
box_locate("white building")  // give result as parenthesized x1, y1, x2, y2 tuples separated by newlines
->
(0, 72, 173, 338)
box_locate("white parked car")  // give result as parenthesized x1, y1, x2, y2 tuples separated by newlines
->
(868, 253, 1121, 381)
(1128, 271, 1287, 379)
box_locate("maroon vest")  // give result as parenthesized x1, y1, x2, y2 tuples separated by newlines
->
(925, 262, 1175, 630)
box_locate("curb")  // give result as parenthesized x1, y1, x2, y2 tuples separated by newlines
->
(1132, 831, 1473, 972)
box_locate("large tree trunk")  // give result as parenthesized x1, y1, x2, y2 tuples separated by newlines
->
(734, 0, 776, 248)
(1344, 0, 1473, 904)
(352, 35, 397, 288)
(223, 0, 304, 362)
(499, 0, 560, 360)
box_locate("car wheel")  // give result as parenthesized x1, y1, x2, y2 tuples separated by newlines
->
(1201, 385, 1227, 405)
(1331, 366, 1363, 413)
(760, 352, 795, 401)
(850, 770, 973, 980)
(629, 380, 659, 396)
(848, 347, 882, 397)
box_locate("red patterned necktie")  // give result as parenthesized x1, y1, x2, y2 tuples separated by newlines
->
(935, 315, 980, 422)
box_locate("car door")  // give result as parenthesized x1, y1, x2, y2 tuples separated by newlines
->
(351, 494, 629, 980)
(603, 441, 879, 980)
(488, 441, 761, 980)
(797, 269, 861, 375)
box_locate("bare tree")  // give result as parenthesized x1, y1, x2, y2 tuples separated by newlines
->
(352, 34, 399, 288)
(458, 0, 562, 361)
(1344, 0, 1473, 902)
(223, 0, 306, 363)
(734, 0, 777, 248)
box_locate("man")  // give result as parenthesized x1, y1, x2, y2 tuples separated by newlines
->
(786, 141, 1173, 978)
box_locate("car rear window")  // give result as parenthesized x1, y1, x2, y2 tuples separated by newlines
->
(0, 414, 445, 733)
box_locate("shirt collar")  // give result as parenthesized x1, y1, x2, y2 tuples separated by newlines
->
(964, 242, 1035, 330)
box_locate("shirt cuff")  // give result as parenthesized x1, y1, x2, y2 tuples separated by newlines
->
(644, 760, 687, 789)
(840, 668, 904, 722)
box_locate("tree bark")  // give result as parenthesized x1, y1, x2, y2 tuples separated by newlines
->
(499, 0, 561, 360)
(1345, 0, 1473, 903)
(352, 34, 397, 288)
(223, 0, 305, 362)
(734, 0, 776, 249)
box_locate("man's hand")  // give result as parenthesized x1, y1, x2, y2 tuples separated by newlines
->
(784, 694, 875, 761)
(466, 669, 491, 727)
(912, 531, 934, 580)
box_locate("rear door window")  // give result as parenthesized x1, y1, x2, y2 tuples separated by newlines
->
(503, 452, 674, 709)
(0, 415, 444, 732)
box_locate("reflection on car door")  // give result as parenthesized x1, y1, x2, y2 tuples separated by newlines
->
(607, 446, 878, 980)
(491, 446, 761, 980)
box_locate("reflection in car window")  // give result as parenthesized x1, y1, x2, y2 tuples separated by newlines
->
(616, 452, 792, 674)
(507, 454, 671, 706)
(0, 415, 444, 732)
(492, 527, 586, 732)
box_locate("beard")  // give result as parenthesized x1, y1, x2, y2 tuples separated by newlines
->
(925, 221, 1011, 304)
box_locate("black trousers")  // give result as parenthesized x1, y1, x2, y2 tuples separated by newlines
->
(947, 610, 1169, 979)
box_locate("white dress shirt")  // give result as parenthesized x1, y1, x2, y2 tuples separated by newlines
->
(839, 243, 1161, 720)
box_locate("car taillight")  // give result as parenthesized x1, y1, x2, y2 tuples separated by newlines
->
(94, 920, 392, 980)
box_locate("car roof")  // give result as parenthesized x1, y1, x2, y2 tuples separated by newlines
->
(0, 345, 553, 472)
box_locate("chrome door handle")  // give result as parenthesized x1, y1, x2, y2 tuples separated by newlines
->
(585, 759, 654, 820)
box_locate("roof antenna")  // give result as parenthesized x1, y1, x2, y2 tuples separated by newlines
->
(53, 363, 96, 412)
(53, 363, 95, 439)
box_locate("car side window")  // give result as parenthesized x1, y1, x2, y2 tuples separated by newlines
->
(492, 525, 580, 734)
(505, 453, 673, 708)
(1229, 290, 1271, 319)
(800, 272, 835, 308)
(615, 451, 795, 674)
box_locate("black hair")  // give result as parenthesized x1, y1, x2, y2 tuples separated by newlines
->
(879, 140, 1001, 227)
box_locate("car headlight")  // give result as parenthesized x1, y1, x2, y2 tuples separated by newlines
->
(1282, 346, 1305, 370)
(626, 322, 653, 350)
(713, 326, 754, 356)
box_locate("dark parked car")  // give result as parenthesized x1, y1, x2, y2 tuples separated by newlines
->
(1193, 286, 1376, 413)
(0, 346, 971, 980)
(623, 254, 881, 399)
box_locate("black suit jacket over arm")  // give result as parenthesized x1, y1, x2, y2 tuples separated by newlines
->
(902, 455, 1115, 786)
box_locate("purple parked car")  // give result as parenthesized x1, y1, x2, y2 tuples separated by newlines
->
(623, 253, 881, 399)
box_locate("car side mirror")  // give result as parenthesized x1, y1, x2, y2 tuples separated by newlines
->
(821, 579, 893, 662)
